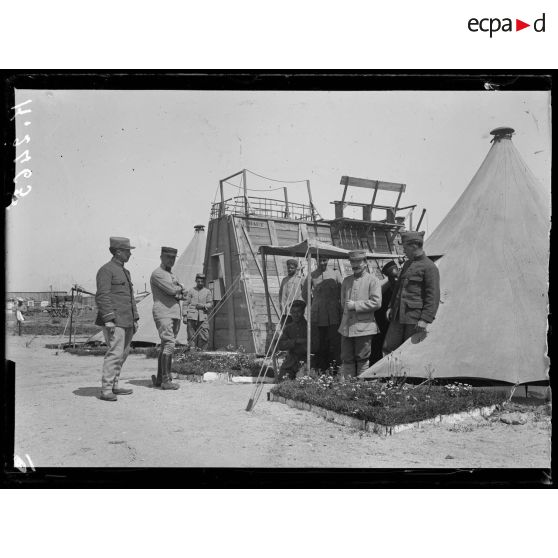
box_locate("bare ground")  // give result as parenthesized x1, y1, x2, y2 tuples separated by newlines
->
(7, 335, 551, 468)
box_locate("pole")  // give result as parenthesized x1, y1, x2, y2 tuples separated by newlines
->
(283, 187, 290, 218)
(415, 208, 426, 231)
(306, 250, 312, 375)
(306, 180, 315, 221)
(243, 169, 248, 218)
(219, 180, 225, 217)
(68, 287, 75, 347)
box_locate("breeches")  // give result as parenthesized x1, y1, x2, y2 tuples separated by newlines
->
(340, 335, 373, 365)
(155, 317, 181, 355)
(186, 319, 209, 349)
(383, 321, 418, 354)
(101, 326, 134, 394)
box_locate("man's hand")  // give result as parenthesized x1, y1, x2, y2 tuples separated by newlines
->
(416, 319, 428, 331)
(346, 300, 356, 311)
(196, 304, 205, 310)
(105, 321, 116, 335)
(133, 320, 139, 333)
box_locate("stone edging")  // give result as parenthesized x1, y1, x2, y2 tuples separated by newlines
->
(269, 393, 497, 435)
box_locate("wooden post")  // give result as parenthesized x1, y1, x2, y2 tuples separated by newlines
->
(415, 208, 426, 231)
(283, 187, 290, 218)
(219, 180, 225, 217)
(306, 180, 316, 220)
(68, 287, 75, 347)
(261, 251, 273, 352)
(243, 169, 248, 217)
(306, 250, 312, 375)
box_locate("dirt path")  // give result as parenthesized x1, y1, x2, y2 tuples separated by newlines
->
(7, 335, 551, 468)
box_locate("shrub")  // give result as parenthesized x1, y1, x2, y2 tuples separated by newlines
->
(271, 376, 507, 426)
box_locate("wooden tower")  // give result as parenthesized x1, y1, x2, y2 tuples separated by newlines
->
(203, 170, 418, 354)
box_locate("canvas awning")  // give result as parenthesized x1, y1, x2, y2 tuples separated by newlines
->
(259, 238, 400, 260)
(259, 238, 442, 261)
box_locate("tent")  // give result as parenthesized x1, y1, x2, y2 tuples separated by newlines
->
(360, 127, 550, 384)
(87, 224, 207, 347)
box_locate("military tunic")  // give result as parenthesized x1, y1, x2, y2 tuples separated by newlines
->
(384, 253, 440, 354)
(278, 273, 304, 315)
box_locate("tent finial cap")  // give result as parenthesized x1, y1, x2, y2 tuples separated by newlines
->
(490, 126, 515, 140)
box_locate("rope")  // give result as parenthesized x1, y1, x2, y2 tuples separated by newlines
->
(245, 169, 308, 184)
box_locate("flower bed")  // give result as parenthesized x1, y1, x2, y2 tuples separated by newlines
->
(169, 349, 275, 378)
(270, 376, 508, 426)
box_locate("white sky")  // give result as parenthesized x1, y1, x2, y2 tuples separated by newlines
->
(7, 89, 551, 293)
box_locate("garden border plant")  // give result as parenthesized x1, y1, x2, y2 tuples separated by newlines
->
(270, 375, 508, 427)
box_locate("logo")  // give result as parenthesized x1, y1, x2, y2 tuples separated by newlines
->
(468, 13, 546, 37)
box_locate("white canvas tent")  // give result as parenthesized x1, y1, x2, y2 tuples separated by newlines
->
(87, 225, 207, 346)
(360, 127, 550, 385)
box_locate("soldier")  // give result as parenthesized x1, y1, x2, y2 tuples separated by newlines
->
(95, 237, 139, 402)
(150, 246, 185, 390)
(338, 250, 382, 378)
(278, 258, 304, 324)
(183, 273, 213, 351)
(301, 255, 343, 371)
(369, 260, 400, 365)
(277, 300, 308, 381)
(384, 231, 440, 354)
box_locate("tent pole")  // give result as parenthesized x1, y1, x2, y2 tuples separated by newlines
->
(307, 251, 312, 375)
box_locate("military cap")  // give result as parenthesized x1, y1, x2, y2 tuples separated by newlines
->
(110, 237, 135, 250)
(195, 273, 206, 280)
(381, 260, 398, 275)
(161, 246, 178, 256)
(286, 258, 299, 267)
(291, 300, 306, 311)
(400, 231, 425, 244)
(348, 249, 367, 261)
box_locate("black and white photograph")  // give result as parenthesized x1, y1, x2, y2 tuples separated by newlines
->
(4, 75, 551, 477)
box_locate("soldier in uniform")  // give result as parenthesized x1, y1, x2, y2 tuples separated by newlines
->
(277, 300, 308, 380)
(369, 260, 400, 365)
(183, 273, 213, 351)
(95, 237, 139, 402)
(384, 231, 440, 354)
(150, 246, 185, 390)
(278, 258, 304, 324)
(301, 255, 343, 371)
(338, 250, 382, 378)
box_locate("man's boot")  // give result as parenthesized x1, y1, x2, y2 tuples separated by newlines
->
(161, 354, 179, 390)
(152, 351, 163, 387)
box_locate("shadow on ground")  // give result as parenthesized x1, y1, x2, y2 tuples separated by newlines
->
(73, 387, 101, 398)
(127, 379, 156, 389)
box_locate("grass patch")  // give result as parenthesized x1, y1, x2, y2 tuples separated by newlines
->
(169, 349, 274, 377)
(271, 376, 507, 426)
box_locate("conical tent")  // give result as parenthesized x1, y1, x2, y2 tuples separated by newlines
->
(87, 225, 207, 346)
(360, 127, 550, 384)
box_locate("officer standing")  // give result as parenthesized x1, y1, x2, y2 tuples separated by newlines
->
(338, 250, 382, 378)
(95, 237, 139, 402)
(278, 258, 304, 324)
(183, 273, 213, 351)
(384, 231, 440, 354)
(301, 255, 343, 371)
(150, 246, 184, 389)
